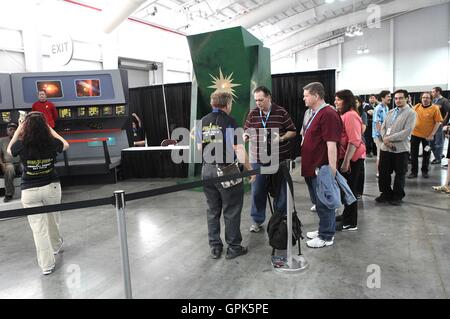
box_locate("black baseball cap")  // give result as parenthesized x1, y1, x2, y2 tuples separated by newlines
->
(7, 122, 18, 128)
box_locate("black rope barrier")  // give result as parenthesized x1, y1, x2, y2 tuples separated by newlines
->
(0, 168, 261, 220)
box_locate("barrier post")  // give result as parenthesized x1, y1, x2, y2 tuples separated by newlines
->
(273, 161, 309, 274)
(114, 190, 133, 299)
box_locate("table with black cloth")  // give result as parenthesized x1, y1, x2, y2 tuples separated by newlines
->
(121, 146, 189, 178)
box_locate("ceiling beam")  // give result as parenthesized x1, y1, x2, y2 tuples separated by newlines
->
(222, 0, 305, 29)
(255, 0, 371, 41)
(270, 0, 450, 57)
(102, 0, 148, 33)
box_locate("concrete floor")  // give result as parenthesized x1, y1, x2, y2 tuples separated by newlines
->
(0, 156, 449, 299)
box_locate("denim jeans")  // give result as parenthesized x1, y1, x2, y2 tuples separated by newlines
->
(305, 176, 335, 241)
(250, 163, 287, 225)
(431, 124, 444, 160)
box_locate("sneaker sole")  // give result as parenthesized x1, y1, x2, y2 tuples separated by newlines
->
(341, 227, 358, 232)
(306, 241, 334, 248)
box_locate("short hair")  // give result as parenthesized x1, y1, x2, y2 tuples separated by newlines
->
(378, 90, 391, 101)
(420, 92, 432, 100)
(433, 87, 443, 94)
(210, 92, 220, 108)
(212, 92, 232, 109)
(303, 82, 325, 99)
(335, 89, 356, 114)
(253, 86, 272, 97)
(38, 90, 47, 94)
(394, 89, 408, 98)
(369, 94, 378, 99)
(7, 122, 18, 129)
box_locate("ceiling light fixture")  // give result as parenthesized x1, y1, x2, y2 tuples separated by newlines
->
(345, 24, 363, 37)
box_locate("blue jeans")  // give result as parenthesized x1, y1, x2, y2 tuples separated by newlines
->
(431, 125, 444, 160)
(305, 177, 335, 241)
(250, 163, 287, 225)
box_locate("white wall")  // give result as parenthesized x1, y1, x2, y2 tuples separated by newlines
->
(282, 3, 450, 94)
(394, 4, 450, 92)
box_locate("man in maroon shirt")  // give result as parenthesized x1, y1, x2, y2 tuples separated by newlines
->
(301, 82, 342, 248)
(32, 90, 58, 128)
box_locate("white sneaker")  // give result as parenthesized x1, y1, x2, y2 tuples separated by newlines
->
(53, 238, 64, 255)
(310, 205, 317, 212)
(306, 230, 319, 239)
(306, 236, 334, 248)
(42, 264, 55, 275)
(249, 224, 262, 233)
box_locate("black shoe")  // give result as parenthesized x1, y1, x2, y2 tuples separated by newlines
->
(3, 196, 12, 203)
(225, 246, 248, 259)
(431, 159, 441, 165)
(375, 195, 390, 203)
(422, 172, 429, 179)
(389, 200, 403, 206)
(210, 246, 223, 259)
(336, 222, 358, 232)
(407, 173, 417, 179)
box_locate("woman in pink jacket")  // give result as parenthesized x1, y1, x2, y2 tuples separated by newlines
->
(334, 90, 366, 231)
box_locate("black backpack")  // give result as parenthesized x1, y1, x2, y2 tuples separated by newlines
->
(266, 162, 303, 255)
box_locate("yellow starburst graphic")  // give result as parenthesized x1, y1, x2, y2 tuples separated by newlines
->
(208, 68, 241, 99)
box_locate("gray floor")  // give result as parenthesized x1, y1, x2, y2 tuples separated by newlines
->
(0, 156, 449, 299)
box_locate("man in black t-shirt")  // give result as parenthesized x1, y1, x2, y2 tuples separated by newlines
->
(364, 94, 378, 157)
(197, 91, 254, 260)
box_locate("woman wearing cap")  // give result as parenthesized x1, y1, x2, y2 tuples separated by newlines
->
(7, 112, 69, 275)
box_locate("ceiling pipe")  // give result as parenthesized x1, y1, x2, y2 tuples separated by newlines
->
(102, 0, 148, 34)
(270, 0, 450, 56)
(258, 0, 369, 41)
(223, 0, 303, 29)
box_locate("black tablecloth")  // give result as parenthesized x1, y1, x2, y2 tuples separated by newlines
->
(121, 150, 188, 179)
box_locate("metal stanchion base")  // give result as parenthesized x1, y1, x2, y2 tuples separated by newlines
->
(271, 252, 309, 274)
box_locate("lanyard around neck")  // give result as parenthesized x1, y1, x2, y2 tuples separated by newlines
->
(260, 107, 272, 129)
(305, 103, 327, 133)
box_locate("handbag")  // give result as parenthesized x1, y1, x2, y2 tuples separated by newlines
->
(216, 162, 243, 189)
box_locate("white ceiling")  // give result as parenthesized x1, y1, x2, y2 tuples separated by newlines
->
(68, 0, 449, 58)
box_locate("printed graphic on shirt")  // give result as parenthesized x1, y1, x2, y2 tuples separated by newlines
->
(25, 159, 54, 176)
(202, 124, 224, 144)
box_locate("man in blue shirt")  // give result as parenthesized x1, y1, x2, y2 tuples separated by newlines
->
(372, 90, 391, 177)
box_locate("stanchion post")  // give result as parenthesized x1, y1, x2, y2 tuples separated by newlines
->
(114, 190, 133, 299)
(286, 161, 293, 268)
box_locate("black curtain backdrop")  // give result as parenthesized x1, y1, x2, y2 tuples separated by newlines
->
(271, 70, 336, 158)
(128, 82, 192, 147)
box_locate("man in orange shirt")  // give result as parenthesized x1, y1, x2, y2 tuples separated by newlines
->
(32, 90, 58, 128)
(408, 92, 443, 179)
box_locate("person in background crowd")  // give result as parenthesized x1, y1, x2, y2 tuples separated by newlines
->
(408, 92, 442, 179)
(372, 91, 391, 177)
(0, 122, 22, 202)
(355, 96, 368, 199)
(432, 123, 450, 194)
(376, 90, 416, 206)
(430, 87, 450, 164)
(32, 90, 58, 128)
(364, 94, 378, 158)
(131, 113, 145, 147)
(7, 112, 69, 275)
(334, 90, 366, 231)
